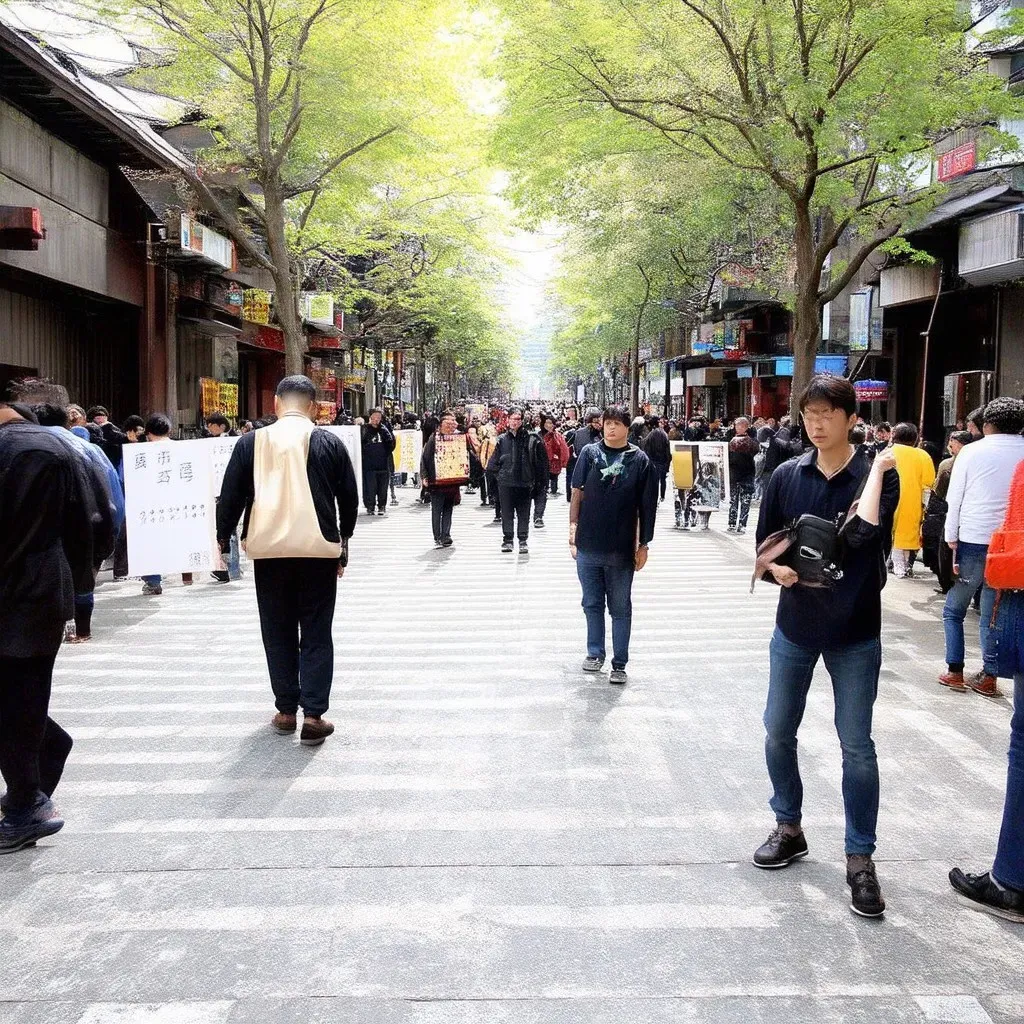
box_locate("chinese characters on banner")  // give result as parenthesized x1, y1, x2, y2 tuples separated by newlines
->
(124, 441, 217, 576)
(432, 433, 470, 486)
(393, 429, 423, 475)
(208, 436, 240, 496)
(321, 425, 362, 503)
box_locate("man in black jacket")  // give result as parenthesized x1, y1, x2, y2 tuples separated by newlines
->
(218, 376, 359, 747)
(0, 401, 102, 853)
(361, 408, 395, 516)
(491, 407, 548, 554)
(727, 416, 760, 534)
(641, 415, 671, 503)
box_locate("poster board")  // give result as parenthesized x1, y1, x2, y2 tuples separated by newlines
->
(209, 436, 240, 497)
(393, 429, 423, 475)
(669, 441, 731, 512)
(433, 433, 470, 485)
(321, 425, 362, 502)
(124, 440, 219, 576)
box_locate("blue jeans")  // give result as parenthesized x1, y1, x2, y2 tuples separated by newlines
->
(576, 550, 635, 668)
(994, 673, 1024, 890)
(942, 541, 995, 673)
(764, 628, 882, 856)
(228, 532, 242, 580)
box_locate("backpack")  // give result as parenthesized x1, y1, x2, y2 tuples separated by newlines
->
(985, 459, 1024, 590)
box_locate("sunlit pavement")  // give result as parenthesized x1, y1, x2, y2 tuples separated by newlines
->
(0, 489, 1019, 1024)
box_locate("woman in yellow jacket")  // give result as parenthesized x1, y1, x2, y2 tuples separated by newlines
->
(890, 421, 936, 578)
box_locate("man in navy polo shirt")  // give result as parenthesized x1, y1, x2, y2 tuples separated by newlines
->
(753, 374, 899, 918)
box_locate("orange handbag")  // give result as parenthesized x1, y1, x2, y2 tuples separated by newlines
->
(985, 459, 1024, 590)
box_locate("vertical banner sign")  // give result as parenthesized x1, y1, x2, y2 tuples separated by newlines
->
(669, 441, 731, 512)
(125, 440, 218, 576)
(393, 429, 423, 475)
(321, 425, 362, 502)
(848, 290, 871, 352)
(209, 436, 240, 497)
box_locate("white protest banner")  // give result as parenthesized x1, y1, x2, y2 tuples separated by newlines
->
(321, 425, 362, 502)
(209, 435, 240, 497)
(669, 440, 731, 512)
(124, 440, 219, 576)
(393, 429, 422, 475)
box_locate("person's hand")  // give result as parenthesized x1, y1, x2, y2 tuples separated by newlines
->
(569, 541, 577, 560)
(873, 448, 897, 474)
(337, 563, 346, 579)
(634, 545, 649, 571)
(769, 562, 799, 588)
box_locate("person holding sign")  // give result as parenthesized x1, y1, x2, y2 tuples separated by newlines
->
(217, 376, 359, 747)
(419, 410, 472, 549)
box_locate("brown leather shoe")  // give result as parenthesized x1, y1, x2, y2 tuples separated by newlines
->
(300, 716, 334, 746)
(968, 673, 1003, 699)
(271, 713, 297, 734)
(938, 671, 967, 692)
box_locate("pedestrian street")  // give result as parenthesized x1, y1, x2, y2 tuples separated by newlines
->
(0, 493, 1020, 1024)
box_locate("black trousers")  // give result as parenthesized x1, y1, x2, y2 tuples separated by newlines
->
(363, 469, 390, 512)
(565, 458, 577, 502)
(486, 471, 500, 514)
(533, 487, 547, 523)
(548, 473, 560, 495)
(500, 485, 532, 542)
(431, 490, 455, 542)
(113, 520, 129, 577)
(254, 558, 338, 718)
(0, 651, 73, 812)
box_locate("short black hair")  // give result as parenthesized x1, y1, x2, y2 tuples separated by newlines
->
(32, 403, 70, 428)
(850, 425, 866, 445)
(123, 415, 145, 433)
(982, 397, 1024, 435)
(507, 406, 523, 418)
(275, 375, 316, 400)
(949, 430, 972, 447)
(86, 405, 109, 420)
(2, 402, 38, 422)
(892, 421, 919, 446)
(968, 406, 986, 431)
(369, 407, 383, 417)
(875, 421, 892, 433)
(585, 406, 602, 424)
(799, 374, 857, 417)
(205, 413, 229, 429)
(602, 404, 630, 428)
(145, 413, 172, 437)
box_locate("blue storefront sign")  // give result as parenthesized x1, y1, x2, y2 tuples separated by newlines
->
(774, 356, 848, 377)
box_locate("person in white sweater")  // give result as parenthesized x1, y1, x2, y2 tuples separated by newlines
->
(940, 398, 1024, 696)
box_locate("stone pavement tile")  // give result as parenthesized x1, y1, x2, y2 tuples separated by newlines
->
(983, 994, 1024, 1024)
(0, 1003, 83, 1024)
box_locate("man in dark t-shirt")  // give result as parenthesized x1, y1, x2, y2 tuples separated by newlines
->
(569, 405, 658, 686)
(752, 374, 899, 920)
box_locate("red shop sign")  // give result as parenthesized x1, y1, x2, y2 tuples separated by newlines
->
(938, 142, 976, 182)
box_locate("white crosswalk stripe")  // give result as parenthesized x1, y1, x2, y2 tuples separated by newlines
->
(0, 484, 1016, 1023)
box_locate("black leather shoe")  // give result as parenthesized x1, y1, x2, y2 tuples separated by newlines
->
(949, 868, 1024, 923)
(848, 861, 886, 917)
(753, 827, 808, 869)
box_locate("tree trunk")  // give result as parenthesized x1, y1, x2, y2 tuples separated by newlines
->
(789, 299, 821, 422)
(263, 182, 305, 377)
(631, 265, 652, 414)
(789, 202, 823, 421)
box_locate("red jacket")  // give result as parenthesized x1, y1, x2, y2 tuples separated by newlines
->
(543, 430, 571, 473)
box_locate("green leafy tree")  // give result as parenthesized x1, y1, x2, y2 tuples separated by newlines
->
(97, 0, 498, 375)
(498, 0, 1017, 412)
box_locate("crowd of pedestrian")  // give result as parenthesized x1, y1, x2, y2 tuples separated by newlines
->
(1, 372, 1022, 931)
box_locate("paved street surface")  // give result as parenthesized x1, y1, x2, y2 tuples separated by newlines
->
(1, 490, 1020, 1024)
